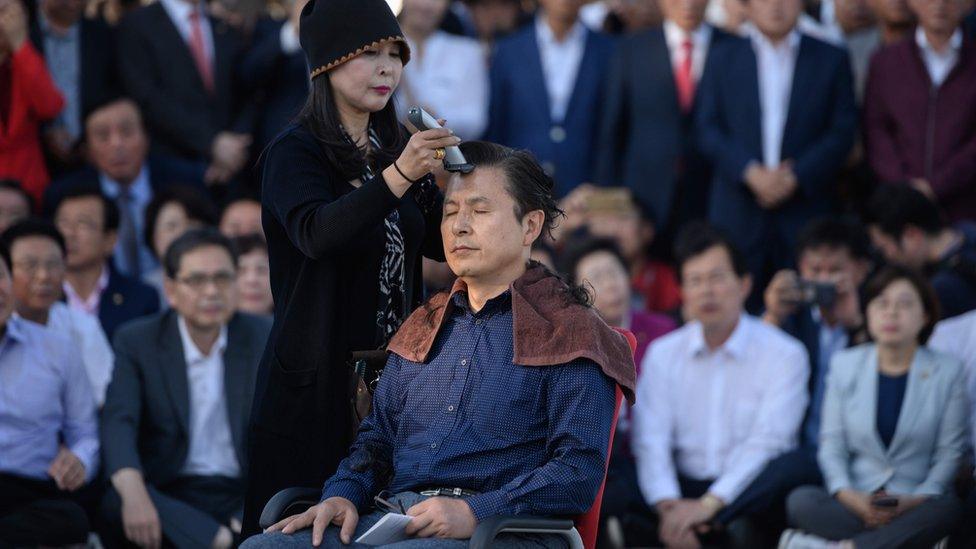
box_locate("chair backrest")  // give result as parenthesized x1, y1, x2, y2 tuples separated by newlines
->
(573, 328, 636, 549)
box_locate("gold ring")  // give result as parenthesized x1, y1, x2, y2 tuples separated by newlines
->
(434, 148, 446, 161)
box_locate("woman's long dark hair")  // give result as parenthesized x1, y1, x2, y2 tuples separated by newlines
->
(296, 74, 407, 180)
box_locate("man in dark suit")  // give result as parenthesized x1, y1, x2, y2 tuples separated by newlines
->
(117, 0, 255, 186)
(29, 0, 117, 173)
(100, 229, 271, 548)
(45, 96, 203, 279)
(485, 0, 615, 197)
(696, 0, 857, 305)
(596, 0, 731, 256)
(53, 185, 160, 341)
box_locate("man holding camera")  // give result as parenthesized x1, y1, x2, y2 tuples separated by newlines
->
(709, 218, 873, 539)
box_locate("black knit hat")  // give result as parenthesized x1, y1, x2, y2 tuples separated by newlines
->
(299, 0, 411, 80)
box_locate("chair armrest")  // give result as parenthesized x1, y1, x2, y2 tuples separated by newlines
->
(258, 487, 322, 530)
(469, 516, 580, 549)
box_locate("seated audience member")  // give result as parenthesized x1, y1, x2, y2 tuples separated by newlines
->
(233, 234, 273, 317)
(0, 179, 32, 233)
(632, 223, 809, 548)
(696, 0, 857, 299)
(242, 141, 633, 548)
(54, 185, 160, 341)
(929, 308, 976, 453)
(44, 96, 204, 278)
(708, 218, 872, 540)
(220, 194, 263, 238)
(864, 0, 976, 224)
(0, 0, 64, 203)
(99, 229, 272, 549)
(0, 219, 114, 406)
(866, 185, 976, 319)
(0, 241, 99, 546)
(395, 0, 488, 140)
(781, 266, 967, 549)
(142, 185, 220, 297)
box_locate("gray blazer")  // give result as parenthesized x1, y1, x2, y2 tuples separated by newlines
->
(100, 309, 272, 485)
(818, 344, 969, 496)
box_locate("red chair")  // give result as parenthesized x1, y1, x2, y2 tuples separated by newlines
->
(468, 328, 636, 549)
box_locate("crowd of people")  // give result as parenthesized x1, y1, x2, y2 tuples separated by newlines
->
(1, 0, 976, 547)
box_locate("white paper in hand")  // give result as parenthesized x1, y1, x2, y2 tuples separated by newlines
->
(355, 512, 413, 545)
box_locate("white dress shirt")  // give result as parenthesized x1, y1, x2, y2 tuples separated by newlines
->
(929, 310, 976, 451)
(632, 314, 809, 504)
(16, 303, 115, 407)
(535, 15, 588, 122)
(750, 28, 801, 168)
(396, 30, 488, 140)
(663, 20, 713, 85)
(915, 27, 963, 88)
(178, 317, 240, 478)
(159, 0, 215, 65)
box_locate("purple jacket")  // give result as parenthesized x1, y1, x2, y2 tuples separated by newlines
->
(864, 34, 976, 222)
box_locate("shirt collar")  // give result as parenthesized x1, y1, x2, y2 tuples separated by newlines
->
(38, 12, 80, 40)
(535, 13, 587, 48)
(177, 315, 228, 365)
(161, 0, 206, 22)
(663, 20, 711, 50)
(2, 316, 26, 344)
(915, 27, 963, 56)
(689, 314, 750, 359)
(63, 263, 111, 312)
(100, 164, 151, 202)
(750, 26, 802, 54)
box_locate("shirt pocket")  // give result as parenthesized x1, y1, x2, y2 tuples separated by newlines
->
(470, 366, 546, 444)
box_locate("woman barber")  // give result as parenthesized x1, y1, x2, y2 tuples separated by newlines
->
(242, 0, 457, 535)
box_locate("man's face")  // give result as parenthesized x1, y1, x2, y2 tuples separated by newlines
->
(0, 189, 30, 234)
(798, 245, 868, 286)
(834, 0, 877, 32)
(868, 0, 914, 26)
(659, 0, 709, 31)
(680, 245, 751, 328)
(441, 168, 542, 282)
(55, 197, 116, 271)
(587, 211, 651, 265)
(868, 225, 928, 269)
(401, 0, 451, 35)
(219, 200, 263, 238)
(748, 0, 803, 40)
(85, 100, 149, 185)
(539, 0, 585, 23)
(40, 0, 83, 25)
(908, 0, 968, 35)
(10, 236, 65, 318)
(164, 246, 238, 332)
(0, 259, 14, 329)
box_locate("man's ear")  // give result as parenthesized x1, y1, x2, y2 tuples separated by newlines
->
(522, 210, 545, 246)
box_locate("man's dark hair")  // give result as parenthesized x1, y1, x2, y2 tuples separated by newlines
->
(673, 221, 748, 280)
(0, 179, 34, 213)
(562, 235, 630, 285)
(457, 141, 565, 240)
(163, 228, 238, 279)
(0, 242, 10, 274)
(144, 185, 219, 258)
(863, 264, 940, 344)
(82, 94, 143, 131)
(231, 233, 267, 256)
(796, 217, 872, 261)
(865, 185, 946, 239)
(0, 218, 67, 258)
(53, 184, 121, 233)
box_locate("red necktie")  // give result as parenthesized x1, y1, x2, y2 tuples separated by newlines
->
(188, 10, 215, 95)
(674, 38, 695, 112)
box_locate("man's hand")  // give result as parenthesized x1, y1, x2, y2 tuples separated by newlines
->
(826, 272, 863, 330)
(745, 163, 797, 209)
(763, 269, 802, 326)
(404, 497, 477, 540)
(48, 446, 86, 491)
(265, 497, 359, 546)
(910, 178, 936, 201)
(209, 132, 252, 184)
(657, 499, 703, 548)
(837, 489, 895, 529)
(112, 469, 162, 549)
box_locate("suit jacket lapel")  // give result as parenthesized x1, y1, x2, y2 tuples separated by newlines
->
(783, 35, 812, 159)
(160, 311, 191, 436)
(743, 42, 763, 160)
(222, 315, 249, 465)
(887, 350, 932, 455)
(527, 27, 554, 124)
(859, 346, 888, 458)
(154, 3, 208, 94)
(564, 31, 597, 122)
(647, 29, 681, 115)
(211, 19, 232, 102)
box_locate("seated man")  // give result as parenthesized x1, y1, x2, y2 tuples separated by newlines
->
(244, 141, 634, 548)
(866, 184, 976, 319)
(632, 222, 810, 548)
(99, 229, 272, 549)
(53, 185, 160, 341)
(0, 242, 99, 546)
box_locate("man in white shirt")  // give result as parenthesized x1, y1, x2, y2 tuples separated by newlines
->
(99, 230, 271, 549)
(632, 223, 809, 548)
(395, 0, 488, 140)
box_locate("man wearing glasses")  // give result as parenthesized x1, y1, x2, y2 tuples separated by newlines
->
(100, 229, 271, 549)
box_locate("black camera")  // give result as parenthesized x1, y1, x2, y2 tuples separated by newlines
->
(798, 280, 838, 309)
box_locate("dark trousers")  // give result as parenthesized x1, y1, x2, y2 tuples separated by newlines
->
(0, 472, 89, 548)
(100, 475, 244, 549)
(716, 446, 823, 527)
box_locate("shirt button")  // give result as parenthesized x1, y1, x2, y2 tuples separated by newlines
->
(448, 405, 455, 412)
(461, 359, 467, 365)
(475, 319, 483, 325)
(550, 125, 566, 143)
(430, 443, 437, 449)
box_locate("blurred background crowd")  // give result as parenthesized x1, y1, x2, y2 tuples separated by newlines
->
(1, 0, 976, 547)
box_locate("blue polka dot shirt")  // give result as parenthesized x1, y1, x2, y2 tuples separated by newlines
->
(321, 290, 617, 520)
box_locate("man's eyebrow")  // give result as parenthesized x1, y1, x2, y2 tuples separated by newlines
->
(465, 196, 491, 206)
